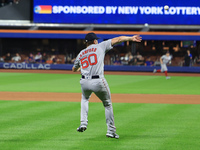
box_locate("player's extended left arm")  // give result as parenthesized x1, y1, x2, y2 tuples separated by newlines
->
(160, 57, 163, 64)
(72, 66, 80, 72)
(111, 35, 142, 46)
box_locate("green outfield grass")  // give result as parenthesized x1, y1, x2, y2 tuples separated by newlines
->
(0, 72, 200, 150)
(0, 100, 199, 150)
(0, 72, 199, 94)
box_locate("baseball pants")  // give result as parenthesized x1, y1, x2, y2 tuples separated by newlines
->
(80, 77, 116, 133)
(161, 64, 168, 72)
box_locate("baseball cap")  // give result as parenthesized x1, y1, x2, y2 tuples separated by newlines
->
(85, 32, 100, 42)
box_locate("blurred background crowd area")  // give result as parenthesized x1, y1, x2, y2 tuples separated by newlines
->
(0, 0, 20, 6)
(0, 38, 200, 67)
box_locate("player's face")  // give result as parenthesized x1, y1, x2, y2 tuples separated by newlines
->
(94, 39, 98, 44)
(166, 53, 170, 57)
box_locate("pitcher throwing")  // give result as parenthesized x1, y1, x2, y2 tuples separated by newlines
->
(72, 32, 142, 139)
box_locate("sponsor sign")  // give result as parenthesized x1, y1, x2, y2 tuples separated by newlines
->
(33, 0, 200, 25)
(2, 63, 51, 70)
(34, 5, 52, 14)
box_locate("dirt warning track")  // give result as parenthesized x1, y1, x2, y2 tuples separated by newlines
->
(0, 92, 200, 104)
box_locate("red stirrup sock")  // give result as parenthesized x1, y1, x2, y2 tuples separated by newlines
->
(157, 69, 161, 72)
(165, 71, 168, 76)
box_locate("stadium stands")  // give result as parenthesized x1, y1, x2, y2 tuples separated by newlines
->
(0, 0, 200, 71)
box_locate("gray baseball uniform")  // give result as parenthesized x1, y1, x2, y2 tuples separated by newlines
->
(160, 55, 172, 72)
(73, 39, 116, 134)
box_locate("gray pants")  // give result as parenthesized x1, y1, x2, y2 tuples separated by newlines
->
(161, 64, 168, 72)
(80, 77, 116, 133)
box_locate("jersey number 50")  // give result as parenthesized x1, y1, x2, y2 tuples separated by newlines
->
(81, 54, 98, 69)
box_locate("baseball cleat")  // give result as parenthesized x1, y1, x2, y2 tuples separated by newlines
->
(77, 125, 87, 132)
(106, 132, 119, 139)
(166, 76, 171, 79)
(153, 69, 157, 73)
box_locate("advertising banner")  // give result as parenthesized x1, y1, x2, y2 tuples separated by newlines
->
(33, 0, 200, 25)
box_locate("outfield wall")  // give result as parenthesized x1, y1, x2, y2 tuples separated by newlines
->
(1, 30, 200, 40)
(0, 63, 200, 73)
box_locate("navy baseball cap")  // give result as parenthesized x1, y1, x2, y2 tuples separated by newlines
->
(85, 32, 100, 42)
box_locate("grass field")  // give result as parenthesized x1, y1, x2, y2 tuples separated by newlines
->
(0, 72, 200, 150)
(0, 72, 199, 94)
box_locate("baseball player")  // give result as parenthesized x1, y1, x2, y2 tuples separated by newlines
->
(153, 51, 172, 79)
(72, 32, 142, 139)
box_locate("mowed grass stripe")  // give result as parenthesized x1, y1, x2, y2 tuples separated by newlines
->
(0, 101, 200, 150)
(110, 103, 200, 150)
(0, 100, 31, 110)
(0, 101, 124, 150)
(0, 101, 48, 117)
(0, 102, 78, 136)
(108, 75, 200, 95)
(159, 105, 200, 150)
(0, 72, 200, 94)
(132, 104, 193, 150)
(112, 103, 171, 149)
(0, 101, 118, 150)
(0, 73, 81, 93)
(0, 101, 81, 149)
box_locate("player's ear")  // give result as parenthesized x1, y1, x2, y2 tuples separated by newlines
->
(94, 39, 98, 44)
